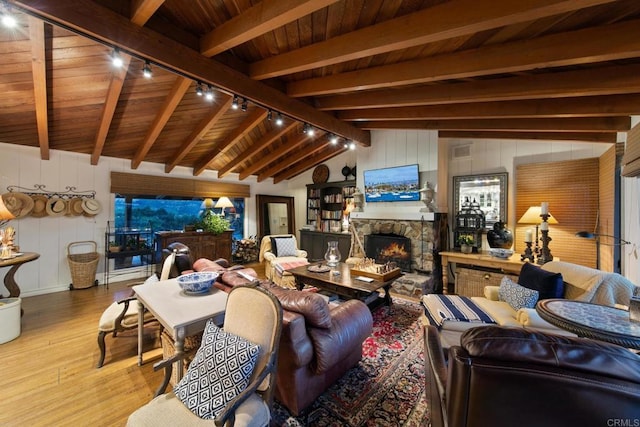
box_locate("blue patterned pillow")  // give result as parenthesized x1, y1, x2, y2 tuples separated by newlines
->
(174, 319, 260, 419)
(498, 276, 539, 311)
(271, 236, 298, 257)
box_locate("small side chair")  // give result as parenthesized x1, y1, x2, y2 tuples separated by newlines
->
(96, 251, 175, 368)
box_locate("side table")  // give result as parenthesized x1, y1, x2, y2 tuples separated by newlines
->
(439, 251, 524, 295)
(536, 299, 640, 350)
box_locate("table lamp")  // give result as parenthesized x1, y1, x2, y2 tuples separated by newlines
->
(215, 196, 234, 216)
(518, 206, 558, 262)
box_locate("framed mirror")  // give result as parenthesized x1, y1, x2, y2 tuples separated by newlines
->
(453, 172, 508, 229)
(256, 194, 295, 239)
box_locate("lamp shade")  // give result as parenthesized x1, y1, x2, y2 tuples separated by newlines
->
(215, 197, 234, 209)
(0, 196, 16, 221)
(517, 206, 558, 224)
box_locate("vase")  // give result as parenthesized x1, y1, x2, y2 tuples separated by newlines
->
(487, 221, 514, 249)
(324, 241, 341, 267)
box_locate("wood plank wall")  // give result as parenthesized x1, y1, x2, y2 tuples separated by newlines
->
(516, 158, 600, 268)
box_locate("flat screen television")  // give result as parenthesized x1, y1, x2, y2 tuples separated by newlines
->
(363, 164, 420, 202)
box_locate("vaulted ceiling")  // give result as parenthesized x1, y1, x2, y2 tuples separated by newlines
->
(2, 0, 640, 182)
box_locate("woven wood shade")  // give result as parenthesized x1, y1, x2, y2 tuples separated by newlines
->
(110, 172, 250, 198)
(516, 158, 600, 268)
(622, 122, 640, 177)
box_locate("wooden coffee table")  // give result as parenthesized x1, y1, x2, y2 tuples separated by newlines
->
(287, 261, 398, 309)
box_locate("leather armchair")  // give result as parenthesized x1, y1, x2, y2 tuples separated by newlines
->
(424, 325, 640, 427)
(261, 281, 373, 416)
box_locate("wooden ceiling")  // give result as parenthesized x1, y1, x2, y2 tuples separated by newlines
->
(2, 0, 640, 182)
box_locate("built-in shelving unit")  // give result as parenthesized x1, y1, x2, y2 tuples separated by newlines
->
(306, 180, 356, 232)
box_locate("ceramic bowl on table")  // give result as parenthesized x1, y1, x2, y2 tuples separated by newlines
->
(488, 248, 514, 259)
(177, 271, 218, 294)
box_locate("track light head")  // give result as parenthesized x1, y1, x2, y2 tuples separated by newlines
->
(241, 98, 248, 112)
(1, 12, 16, 28)
(267, 110, 273, 121)
(232, 95, 239, 109)
(348, 141, 356, 150)
(111, 48, 123, 68)
(142, 61, 152, 78)
(275, 113, 284, 126)
(195, 82, 204, 96)
(329, 134, 339, 145)
(205, 85, 214, 101)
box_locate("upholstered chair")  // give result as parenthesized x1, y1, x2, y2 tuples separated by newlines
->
(424, 325, 640, 427)
(96, 251, 175, 368)
(127, 284, 283, 427)
(258, 234, 308, 288)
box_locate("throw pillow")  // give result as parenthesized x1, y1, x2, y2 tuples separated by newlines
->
(518, 262, 564, 300)
(270, 236, 298, 257)
(499, 276, 539, 311)
(174, 319, 260, 420)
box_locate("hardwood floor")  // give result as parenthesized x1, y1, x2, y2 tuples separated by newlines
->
(0, 261, 266, 427)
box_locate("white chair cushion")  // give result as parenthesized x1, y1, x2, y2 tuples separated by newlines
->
(126, 391, 269, 427)
(98, 300, 153, 331)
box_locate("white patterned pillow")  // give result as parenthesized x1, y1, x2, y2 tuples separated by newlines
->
(174, 319, 260, 419)
(271, 236, 298, 257)
(498, 276, 539, 311)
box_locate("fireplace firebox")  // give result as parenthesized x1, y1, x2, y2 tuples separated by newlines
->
(365, 234, 412, 272)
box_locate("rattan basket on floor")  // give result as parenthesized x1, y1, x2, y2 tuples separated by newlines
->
(67, 241, 99, 289)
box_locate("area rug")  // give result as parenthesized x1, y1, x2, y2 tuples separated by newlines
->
(272, 298, 428, 426)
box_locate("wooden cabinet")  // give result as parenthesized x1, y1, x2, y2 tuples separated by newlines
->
(299, 230, 351, 262)
(155, 230, 232, 262)
(306, 180, 356, 232)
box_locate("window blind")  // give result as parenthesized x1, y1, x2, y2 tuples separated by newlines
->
(110, 172, 250, 198)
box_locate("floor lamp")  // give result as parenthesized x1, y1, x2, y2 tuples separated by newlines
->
(575, 231, 630, 272)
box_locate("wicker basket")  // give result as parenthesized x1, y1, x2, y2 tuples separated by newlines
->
(161, 331, 201, 386)
(67, 241, 99, 289)
(455, 267, 518, 297)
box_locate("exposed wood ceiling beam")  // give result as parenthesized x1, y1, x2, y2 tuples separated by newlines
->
(337, 95, 640, 121)
(164, 94, 233, 173)
(132, 76, 191, 169)
(91, 54, 131, 165)
(194, 109, 268, 176)
(200, 0, 339, 57)
(359, 117, 630, 132)
(439, 130, 617, 143)
(11, 0, 370, 147)
(130, 0, 164, 26)
(238, 132, 311, 180)
(217, 121, 298, 178)
(28, 16, 48, 160)
(250, 0, 617, 79)
(316, 64, 640, 110)
(288, 19, 640, 97)
(273, 145, 345, 183)
(256, 132, 325, 182)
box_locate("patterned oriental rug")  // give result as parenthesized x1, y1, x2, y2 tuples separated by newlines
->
(272, 298, 428, 426)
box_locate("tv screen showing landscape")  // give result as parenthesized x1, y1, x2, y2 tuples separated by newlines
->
(363, 164, 420, 202)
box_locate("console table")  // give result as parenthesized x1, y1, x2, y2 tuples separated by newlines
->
(440, 251, 524, 296)
(536, 299, 640, 350)
(0, 252, 40, 298)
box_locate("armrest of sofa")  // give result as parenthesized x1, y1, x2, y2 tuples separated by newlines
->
(296, 249, 308, 258)
(278, 310, 314, 369)
(484, 285, 500, 301)
(515, 308, 576, 336)
(308, 300, 373, 374)
(263, 251, 276, 263)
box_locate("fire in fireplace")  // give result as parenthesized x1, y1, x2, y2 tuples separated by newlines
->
(364, 234, 412, 272)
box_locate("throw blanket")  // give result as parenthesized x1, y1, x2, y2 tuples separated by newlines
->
(422, 294, 496, 328)
(275, 259, 309, 277)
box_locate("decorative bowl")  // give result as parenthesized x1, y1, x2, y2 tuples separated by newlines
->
(177, 271, 218, 294)
(489, 248, 514, 259)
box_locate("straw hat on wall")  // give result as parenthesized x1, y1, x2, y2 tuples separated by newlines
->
(46, 197, 67, 217)
(1, 192, 34, 218)
(31, 195, 48, 218)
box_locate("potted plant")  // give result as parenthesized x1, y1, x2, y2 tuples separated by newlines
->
(458, 235, 474, 254)
(108, 241, 120, 253)
(196, 210, 231, 234)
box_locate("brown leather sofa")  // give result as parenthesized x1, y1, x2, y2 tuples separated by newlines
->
(425, 324, 640, 427)
(261, 281, 373, 416)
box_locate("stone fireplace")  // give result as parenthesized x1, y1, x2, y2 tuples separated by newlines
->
(365, 233, 412, 272)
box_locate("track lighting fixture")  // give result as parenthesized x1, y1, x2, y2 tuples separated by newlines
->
(275, 113, 284, 126)
(267, 110, 273, 121)
(232, 95, 239, 110)
(304, 124, 315, 136)
(329, 134, 339, 145)
(241, 98, 248, 112)
(195, 82, 204, 96)
(348, 141, 356, 150)
(142, 61, 152, 78)
(111, 48, 123, 68)
(205, 85, 214, 101)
